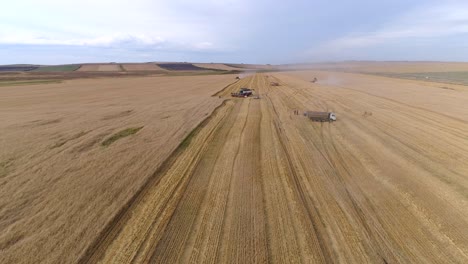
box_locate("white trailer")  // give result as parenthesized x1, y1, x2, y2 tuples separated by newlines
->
(304, 111, 337, 122)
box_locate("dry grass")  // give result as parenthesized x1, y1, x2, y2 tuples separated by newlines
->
(85, 73, 468, 263)
(287, 70, 468, 122)
(1, 67, 468, 263)
(0, 74, 235, 263)
(101, 127, 144, 147)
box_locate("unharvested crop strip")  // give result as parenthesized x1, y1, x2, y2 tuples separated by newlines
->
(211, 79, 240, 97)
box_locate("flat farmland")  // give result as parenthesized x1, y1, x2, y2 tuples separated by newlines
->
(1, 70, 468, 263)
(84, 73, 468, 263)
(359, 61, 468, 73)
(375, 71, 468, 86)
(287, 70, 468, 121)
(78, 64, 122, 72)
(97, 64, 122, 72)
(157, 63, 207, 71)
(34, 65, 81, 72)
(300, 61, 468, 73)
(0, 74, 235, 263)
(193, 63, 243, 71)
(121, 63, 166, 72)
(77, 64, 100, 71)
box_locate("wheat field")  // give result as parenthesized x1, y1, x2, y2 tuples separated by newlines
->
(1, 68, 467, 263)
(85, 73, 468, 263)
(0, 74, 235, 263)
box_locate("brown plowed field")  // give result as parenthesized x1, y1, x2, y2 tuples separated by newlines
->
(82, 74, 468, 263)
(1, 71, 467, 263)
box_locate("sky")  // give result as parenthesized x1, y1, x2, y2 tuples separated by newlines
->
(1, 0, 468, 64)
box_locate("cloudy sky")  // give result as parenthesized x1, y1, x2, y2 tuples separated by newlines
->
(1, 0, 468, 64)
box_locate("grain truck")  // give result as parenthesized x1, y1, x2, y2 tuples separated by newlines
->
(304, 111, 337, 122)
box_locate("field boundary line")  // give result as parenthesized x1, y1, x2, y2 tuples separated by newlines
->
(212, 79, 240, 97)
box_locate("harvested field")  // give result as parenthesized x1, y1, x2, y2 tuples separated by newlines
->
(375, 71, 468, 86)
(0, 71, 154, 82)
(0, 74, 236, 263)
(98, 64, 122, 72)
(83, 73, 467, 263)
(295, 61, 468, 73)
(356, 61, 468, 73)
(78, 64, 122, 72)
(0, 69, 228, 83)
(193, 63, 242, 71)
(1, 70, 468, 263)
(77, 64, 100, 71)
(226, 63, 279, 70)
(121, 63, 166, 72)
(287, 70, 468, 121)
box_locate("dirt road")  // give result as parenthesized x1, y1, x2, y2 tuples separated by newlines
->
(82, 74, 468, 263)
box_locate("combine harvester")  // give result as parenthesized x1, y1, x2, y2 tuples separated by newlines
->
(231, 88, 253, 98)
(304, 111, 337, 122)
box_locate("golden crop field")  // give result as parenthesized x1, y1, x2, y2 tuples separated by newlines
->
(0, 74, 235, 263)
(1, 67, 467, 263)
(193, 63, 243, 71)
(78, 64, 122, 72)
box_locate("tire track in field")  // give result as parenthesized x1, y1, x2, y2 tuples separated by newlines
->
(267, 73, 468, 262)
(81, 73, 468, 263)
(275, 80, 410, 262)
(262, 90, 333, 262)
(146, 101, 242, 263)
(80, 100, 235, 263)
(184, 98, 252, 263)
(217, 97, 269, 263)
(82, 75, 264, 263)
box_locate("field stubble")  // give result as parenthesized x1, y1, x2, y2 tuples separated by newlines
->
(84, 73, 468, 263)
(0, 70, 467, 263)
(0, 74, 236, 263)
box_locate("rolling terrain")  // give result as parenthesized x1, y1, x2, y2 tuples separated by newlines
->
(0, 68, 467, 263)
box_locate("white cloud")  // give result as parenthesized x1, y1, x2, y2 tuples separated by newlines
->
(0, 0, 252, 52)
(0, 31, 219, 52)
(308, 3, 468, 58)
